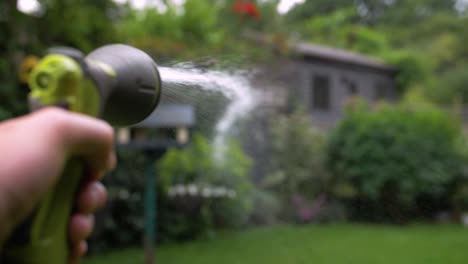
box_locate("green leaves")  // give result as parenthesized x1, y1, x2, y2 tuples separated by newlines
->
(158, 134, 253, 236)
(117, 0, 225, 59)
(327, 102, 463, 222)
(263, 108, 331, 220)
(159, 134, 253, 201)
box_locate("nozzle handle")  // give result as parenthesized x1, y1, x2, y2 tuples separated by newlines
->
(2, 158, 83, 264)
(2, 48, 95, 264)
(2, 44, 161, 263)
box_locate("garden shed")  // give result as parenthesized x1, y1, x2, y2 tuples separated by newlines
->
(289, 42, 398, 126)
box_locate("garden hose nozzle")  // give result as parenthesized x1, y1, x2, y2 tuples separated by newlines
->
(2, 44, 162, 264)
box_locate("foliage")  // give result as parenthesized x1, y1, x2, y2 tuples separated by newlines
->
(248, 189, 282, 225)
(0, 0, 118, 120)
(158, 134, 253, 239)
(287, 0, 458, 26)
(36, 0, 118, 52)
(451, 136, 468, 212)
(5, 0, 468, 113)
(286, 0, 354, 24)
(117, 0, 222, 60)
(261, 107, 331, 220)
(297, 7, 431, 95)
(327, 100, 463, 222)
(302, 8, 360, 47)
(90, 135, 253, 250)
(382, 50, 431, 94)
(288, 1, 468, 102)
(0, 3, 29, 120)
(427, 64, 468, 104)
(88, 150, 147, 253)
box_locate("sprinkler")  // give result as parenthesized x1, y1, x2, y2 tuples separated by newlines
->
(2, 44, 162, 263)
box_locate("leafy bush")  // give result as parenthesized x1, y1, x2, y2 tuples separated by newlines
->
(88, 149, 147, 253)
(382, 50, 431, 94)
(261, 108, 334, 221)
(248, 190, 282, 225)
(327, 100, 463, 223)
(158, 134, 253, 240)
(90, 135, 253, 251)
(450, 136, 468, 217)
(428, 64, 468, 104)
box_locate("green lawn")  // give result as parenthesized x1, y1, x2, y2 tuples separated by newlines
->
(84, 224, 468, 264)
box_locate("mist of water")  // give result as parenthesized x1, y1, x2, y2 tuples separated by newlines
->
(158, 64, 257, 161)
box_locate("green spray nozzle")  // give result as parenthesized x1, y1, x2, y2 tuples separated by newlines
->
(29, 44, 162, 126)
(2, 44, 162, 263)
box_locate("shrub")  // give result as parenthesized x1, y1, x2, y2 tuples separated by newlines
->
(89, 135, 253, 252)
(249, 190, 282, 225)
(451, 136, 468, 217)
(88, 149, 147, 253)
(382, 50, 431, 94)
(261, 108, 334, 221)
(158, 134, 253, 240)
(429, 64, 468, 104)
(327, 101, 463, 223)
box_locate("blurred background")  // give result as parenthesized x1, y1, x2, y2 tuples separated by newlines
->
(3, 0, 468, 263)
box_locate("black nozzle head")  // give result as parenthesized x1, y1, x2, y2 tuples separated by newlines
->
(86, 44, 161, 127)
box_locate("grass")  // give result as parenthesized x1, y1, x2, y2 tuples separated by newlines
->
(84, 224, 468, 264)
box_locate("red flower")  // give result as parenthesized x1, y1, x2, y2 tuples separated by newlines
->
(232, 1, 261, 19)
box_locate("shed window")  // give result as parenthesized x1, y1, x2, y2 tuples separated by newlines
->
(341, 77, 359, 96)
(311, 75, 330, 110)
(375, 82, 389, 100)
(348, 83, 358, 95)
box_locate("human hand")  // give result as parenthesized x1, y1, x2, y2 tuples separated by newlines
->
(0, 108, 115, 263)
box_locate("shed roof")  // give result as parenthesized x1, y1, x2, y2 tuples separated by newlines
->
(132, 104, 195, 128)
(241, 31, 395, 73)
(293, 42, 396, 73)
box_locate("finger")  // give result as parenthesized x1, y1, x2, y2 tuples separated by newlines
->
(31, 107, 116, 172)
(0, 108, 113, 243)
(69, 241, 87, 264)
(69, 214, 94, 244)
(77, 181, 107, 214)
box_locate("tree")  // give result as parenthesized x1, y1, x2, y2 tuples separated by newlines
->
(35, 0, 118, 51)
(286, 0, 354, 24)
(287, 0, 458, 26)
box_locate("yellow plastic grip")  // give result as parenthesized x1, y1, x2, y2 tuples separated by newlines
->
(2, 158, 83, 263)
(3, 50, 100, 263)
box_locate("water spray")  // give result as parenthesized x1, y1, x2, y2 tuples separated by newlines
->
(159, 65, 255, 160)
